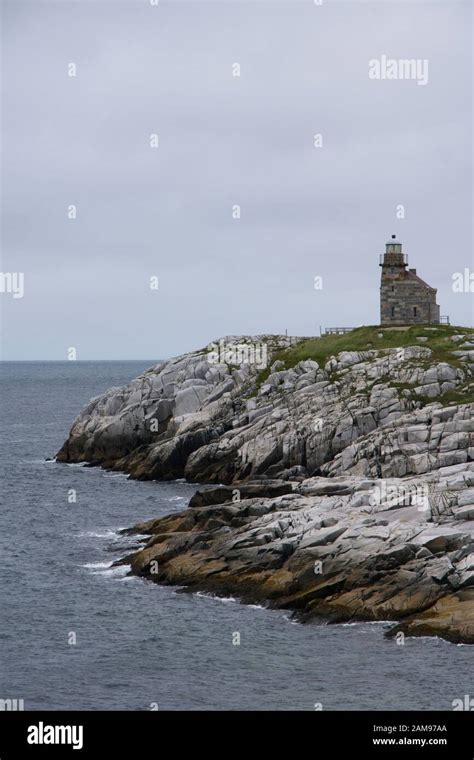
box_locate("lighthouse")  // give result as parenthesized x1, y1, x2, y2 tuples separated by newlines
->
(379, 235, 440, 326)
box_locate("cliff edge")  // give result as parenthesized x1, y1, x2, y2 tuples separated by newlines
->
(57, 325, 474, 642)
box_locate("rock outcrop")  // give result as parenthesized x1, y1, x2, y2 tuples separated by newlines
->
(57, 326, 474, 642)
(121, 464, 474, 643)
(57, 331, 474, 486)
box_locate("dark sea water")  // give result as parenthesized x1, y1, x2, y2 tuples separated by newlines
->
(0, 361, 471, 711)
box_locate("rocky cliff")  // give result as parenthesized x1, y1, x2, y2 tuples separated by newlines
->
(57, 326, 474, 642)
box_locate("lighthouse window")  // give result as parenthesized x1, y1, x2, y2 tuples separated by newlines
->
(413, 307, 417, 317)
(391, 307, 395, 317)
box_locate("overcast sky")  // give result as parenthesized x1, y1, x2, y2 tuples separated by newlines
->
(1, 0, 472, 360)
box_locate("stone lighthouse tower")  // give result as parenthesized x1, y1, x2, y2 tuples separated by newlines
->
(379, 235, 440, 326)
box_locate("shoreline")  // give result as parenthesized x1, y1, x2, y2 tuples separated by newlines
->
(52, 453, 474, 647)
(56, 328, 474, 647)
(112, 475, 474, 646)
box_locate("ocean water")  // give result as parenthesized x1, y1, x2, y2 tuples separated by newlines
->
(0, 361, 471, 711)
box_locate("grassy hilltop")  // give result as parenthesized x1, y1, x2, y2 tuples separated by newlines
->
(257, 324, 474, 406)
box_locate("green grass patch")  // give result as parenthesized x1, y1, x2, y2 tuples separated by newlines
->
(254, 324, 473, 392)
(260, 324, 471, 375)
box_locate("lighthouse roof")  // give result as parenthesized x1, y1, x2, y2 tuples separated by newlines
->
(406, 269, 436, 290)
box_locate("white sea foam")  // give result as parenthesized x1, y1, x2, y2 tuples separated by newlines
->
(82, 561, 112, 569)
(82, 561, 130, 578)
(195, 592, 269, 610)
(367, 620, 392, 625)
(77, 529, 121, 539)
(195, 591, 238, 604)
(118, 573, 138, 583)
(97, 565, 130, 578)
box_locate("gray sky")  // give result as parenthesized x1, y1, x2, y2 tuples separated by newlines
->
(1, 0, 472, 360)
